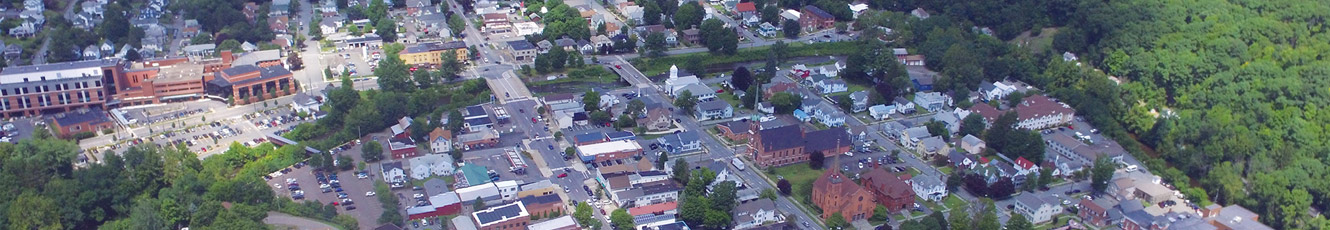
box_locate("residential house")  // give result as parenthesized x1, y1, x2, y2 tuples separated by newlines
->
(910, 71, 935, 91)
(811, 166, 875, 222)
(881, 121, 910, 139)
(389, 136, 419, 159)
(682, 28, 700, 44)
(734, 2, 757, 18)
(82, 45, 100, 60)
(899, 126, 932, 150)
(732, 199, 783, 229)
(868, 105, 896, 120)
(536, 40, 553, 53)
(910, 8, 930, 19)
(656, 131, 702, 154)
(978, 81, 1017, 101)
(893, 97, 916, 114)
(695, 100, 734, 121)
(621, 4, 643, 24)
(749, 126, 851, 167)
(810, 103, 846, 127)
(1013, 157, 1039, 176)
(861, 167, 915, 212)
(913, 92, 952, 112)
(948, 150, 977, 170)
(930, 112, 960, 134)
(762, 82, 798, 99)
(1013, 193, 1063, 224)
(677, 84, 717, 101)
(1046, 133, 1124, 166)
(408, 155, 456, 180)
(846, 125, 868, 143)
(811, 76, 847, 94)
(429, 128, 454, 154)
(1077, 197, 1119, 227)
(405, 0, 430, 15)
(639, 107, 673, 131)
(960, 134, 985, 153)
(917, 136, 948, 156)
(849, 3, 868, 19)
(911, 174, 947, 201)
(717, 120, 756, 143)
(756, 22, 778, 37)
(848, 91, 869, 113)
(554, 38, 578, 51)
(798, 6, 834, 32)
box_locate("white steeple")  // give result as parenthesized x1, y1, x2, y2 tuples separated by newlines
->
(670, 65, 678, 79)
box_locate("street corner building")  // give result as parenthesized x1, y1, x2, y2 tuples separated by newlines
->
(206, 64, 297, 105)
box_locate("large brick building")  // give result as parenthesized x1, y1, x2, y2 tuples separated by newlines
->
(399, 41, 468, 67)
(860, 167, 915, 212)
(50, 107, 114, 137)
(0, 59, 122, 118)
(749, 125, 851, 167)
(518, 194, 565, 218)
(205, 65, 296, 105)
(811, 165, 875, 222)
(799, 6, 835, 32)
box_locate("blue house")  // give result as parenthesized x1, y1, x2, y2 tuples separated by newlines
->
(793, 109, 810, 122)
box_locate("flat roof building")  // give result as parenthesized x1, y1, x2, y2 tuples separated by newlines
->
(576, 140, 643, 164)
(472, 201, 529, 230)
(0, 58, 123, 118)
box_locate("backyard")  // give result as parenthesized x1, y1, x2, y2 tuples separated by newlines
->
(769, 163, 826, 211)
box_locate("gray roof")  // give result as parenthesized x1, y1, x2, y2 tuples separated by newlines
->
(232, 50, 282, 67)
(697, 100, 731, 111)
(919, 136, 946, 152)
(962, 135, 983, 146)
(904, 126, 931, 139)
(518, 193, 562, 205)
(424, 178, 450, 197)
(507, 40, 536, 50)
(678, 84, 713, 96)
(849, 91, 868, 101)
(1015, 192, 1057, 209)
(658, 131, 700, 146)
(733, 198, 776, 224)
(912, 174, 944, 188)
(0, 58, 121, 75)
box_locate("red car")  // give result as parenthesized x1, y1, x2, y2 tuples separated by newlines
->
(532, 118, 539, 123)
(558, 173, 568, 178)
(615, 65, 622, 69)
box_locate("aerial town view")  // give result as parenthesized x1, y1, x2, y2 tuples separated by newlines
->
(0, 0, 1322, 229)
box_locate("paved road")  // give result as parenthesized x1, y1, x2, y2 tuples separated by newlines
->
(263, 212, 339, 230)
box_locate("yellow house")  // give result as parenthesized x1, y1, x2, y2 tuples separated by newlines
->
(399, 41, 468, 66)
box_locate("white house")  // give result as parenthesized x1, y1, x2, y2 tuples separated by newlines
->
(849, 91, 869, 113)
(913, 92, 953, 112)
(893, 97, 916, 114)
(900, 126, 931, 150)
(1014, 193, 1063, 223)
(930, 112, 960, 134)
(813, 77, 847, 94)
(960, 134, 985, 153)
(911, 175, 947, 201)
(978, 81, 1017, 101)
(677, 84, 717, 101)
(732, 199, 783, 229)
(811, 103, 846, 127)
(695, 100, 734, 121)
(429, 127, 454, 154)
(869, 104, 897, 120)
(656, 131, 702, 154)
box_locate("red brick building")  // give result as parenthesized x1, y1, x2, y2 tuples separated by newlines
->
(799, 6, 835, 32)
(716, 120, 755, 143)
(812, 166, 875, 222)
(518, 194, 565, 218)
(389, 136, 419, 160)
(750, 126, 852, 167)
(860, 167, 915, 212)
(1077, 198, 1111, 226)
(0, 59, 123, 118)
(473, 202, 530, 230)
(50, 107, 114, 137)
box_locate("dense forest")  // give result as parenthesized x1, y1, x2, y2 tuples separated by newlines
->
(856, 0, 1330, 228)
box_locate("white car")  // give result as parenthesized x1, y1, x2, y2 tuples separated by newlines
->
(413, 193, 425, 198)
(366, 191, 376, 197)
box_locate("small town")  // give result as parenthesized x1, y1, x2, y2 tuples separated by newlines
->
(0, 0, 1320, 229)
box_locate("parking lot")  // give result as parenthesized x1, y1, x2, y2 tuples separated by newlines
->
(267, 149, 388, 230)
(459, 147, 545, 183)
(324, 45, 380, 78)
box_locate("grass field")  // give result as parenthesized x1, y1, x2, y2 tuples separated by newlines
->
(943, 194, 968, 211)
(634, 41, 862, 77)
(770, 163, 826, 209)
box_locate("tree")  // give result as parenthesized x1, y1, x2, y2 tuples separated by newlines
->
(644, 32, 667, 57)
(761, 5, 781, 24)
(769, 41, 789, 65)
(361, 141, 384, 162)
(870, 205, 890, 221)
(656, 152, 670, 170)
(8, 192, 62, 230)
(337, 155, 354, 171)
(1005, 90, 1026, 108)
(731, 67, 753, 91)
(610, 209, 634, 230)
(1038, 168, 1054, 189)
(836, 96, 853, 113)
(760, 188, 778, 200)
(412, 68, 435, 88)
(925, 120, 950, 141)
(808, 151, 825, 169)
(1091, 156, 1114, 194)
(719, 30, 739, 54)
(674, 2, 705, 30)
(573, 202, 594, 225)
(825, 212, 850, 229)
(770, 92, 802, 114)
(582, 90, 602, 112)
(596, 22, 607, 35)
(448, 14, 466, 36)
(376, 18, 398, 42)
(948, 205, 971, 230)
(958, 113, 986, 139)
(711, 181, 739, 212)
(446, 111, 464, 133)
(1006, 214, 1034, 230)
(375, 57, 413, 92)
(774, 179, 792, 195)
(742, 83, 759, 109)
(699, 18, 726, 52)
(783, 19, 801, 38)
(218, 39, 243, 53)
(641, 0, 661, 25)
(590, 111, 613, 125)
(472, 199, 485, 210)
(191, 33, 214, 45)
(626, 99, 647, 117)
(673, 90, 698, 115)
(835, 22, 848, 32)
(614, 114, 636, 129)
(672, 160, 691, 185)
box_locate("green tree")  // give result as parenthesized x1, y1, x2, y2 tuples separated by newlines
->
(376, 18, 399, 42)
(589, 111, 613, 125)
(1006, 214, 1034, 230)
(626, 99, 647, 117)
(674, 2, 705, 29)
(573, 202, 594, 225)
(742, 83, 759, 109)
(191, 32, 214, 45)
(375, 57, 414, 92)
(8, 192, 62, 230)
(610, 209, 635, 230)
(825, 212, 850, 229)
(614, 114, 636, 129)
(641, 0, 661, 25)
(770, 92, 801, 114)
(808, 151, 825, 169)
(656, 151, 670, 170)
(582, 90, 602, 112)
(925, 120, 950, 141)
(448, 14, 466, 36)
(337, 155, 354, 171)
(217, 39, 243, 53)
(870, 205, 889, 222)
(760, 188, 778, 200)
(361, 140, 383, 162)
(1091, 156, 1114, 194)
(783, 19, 801, 38)
(644, 32, 667, 57)
(949, 205, 971, 230)
(760, 5, 781, 24)
(731, 67, 753, 91)
(412, 68, 435, 88)
(446, 110, 465, 133)
(473, 199, 486, 210)
(711, 181, 739, 212)
(672, 160, 691, 185)
(674, 90, 698, 115)
(958, 113, 986, 139)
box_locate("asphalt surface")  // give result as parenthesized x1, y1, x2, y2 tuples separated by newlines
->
(263, 212, 340, 230)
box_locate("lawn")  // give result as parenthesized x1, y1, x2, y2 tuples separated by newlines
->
(527, 66, 621, 87)
(717, 92, 744, 110)
(410, 175, 455, 188)
(770, 163, 826, 208)
(943, 194, 968, 211)
(918, 197, 942, 211)
(634, 41, 861, 76)
(1033, 215, 1075, 229)
(939, 166, 954, 175)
